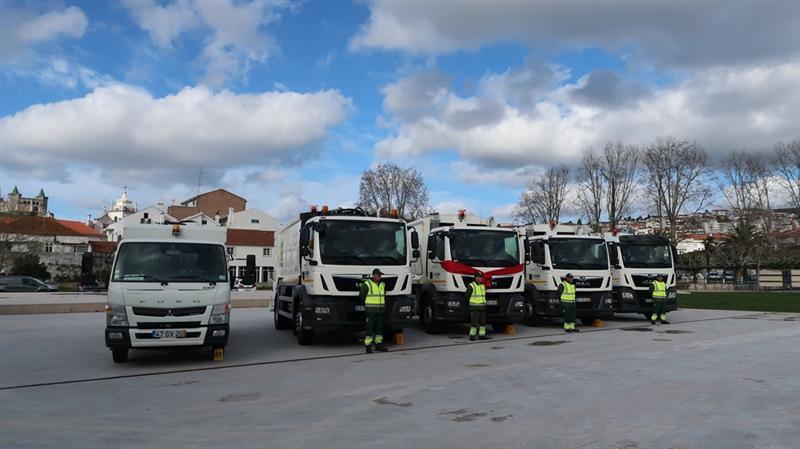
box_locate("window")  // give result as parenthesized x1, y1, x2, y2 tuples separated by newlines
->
(251, 219, 260, 224)
(71, 245, 88, 254)
(45, 242, 53, 253)
(263, 248, 271, 256)
(435, 233, 446, 261)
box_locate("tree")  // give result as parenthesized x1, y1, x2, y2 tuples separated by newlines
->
(10, 254, 50, 281)
(515, 165, 570, 224)
(356, 163, 430, 221)
(719, 151, 773, 231)
(721, 222, 758, 282)
(575, 149, 604, 231)
(601, 142, 641, 230)
(773, 138, 800, 210)
(644, 137, 711, 241)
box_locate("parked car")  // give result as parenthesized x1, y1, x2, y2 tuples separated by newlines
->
(78, 279, 106, 292)
(0, 276, 58, 292)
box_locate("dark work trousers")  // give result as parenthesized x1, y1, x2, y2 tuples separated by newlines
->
(364, 307, 385, 346)
(469, 305, 487, 336)
(562, 301, 576, 329)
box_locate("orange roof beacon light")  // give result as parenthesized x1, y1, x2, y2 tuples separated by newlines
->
(390, 208, 398, 218)
(321, 205, 329, 215)
(549, 220, 557, 231)
(310, 205, 318, 213)
(458, 209, 467, 221)
(611, 227, 619, 236)
(172, 223, 181, 237)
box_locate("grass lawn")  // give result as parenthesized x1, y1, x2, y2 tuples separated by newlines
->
(680, 291, 800, 313)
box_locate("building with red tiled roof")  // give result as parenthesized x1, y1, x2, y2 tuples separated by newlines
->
(57, 219, 104, 238)
(225, 229, 275, 284)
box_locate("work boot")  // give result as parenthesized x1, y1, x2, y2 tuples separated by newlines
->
(661, 320, 670, 325)
(478, 335, 490, 340)
(375, 343, 389, 352)
(564, 328, 571, 333)
(573, 328, 580, 333)
(366, 345, 374, 354)
(469, 335, 477, 341)
(651, 319, 657, 324)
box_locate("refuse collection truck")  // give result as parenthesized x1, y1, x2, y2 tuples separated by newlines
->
(273, 207, 417, 345)
(105, 222, 231, 363)
(523, 223, 614, 325)
(408, 211, 525, 334)
(605, 233, 678, 318)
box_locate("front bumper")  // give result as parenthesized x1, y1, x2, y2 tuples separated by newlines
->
(431, 292, 525, 323)
(105, 324, 229, 349)
(301, 295, 414, 331)
(613, 288, 678, 313)
(532, 291, 614, 318)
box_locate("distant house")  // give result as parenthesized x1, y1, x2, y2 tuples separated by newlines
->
(104, 206, 175, 242)
(226, 229, 276, 284)
(168, 189, 246, 221)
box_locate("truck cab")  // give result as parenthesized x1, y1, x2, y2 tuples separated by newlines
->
(409, 212, 525, 334)
(104, 223, 231, 363)
(605, 233, 678, 317)
(273, 207, 417, 345)
(523, 224, 614, 325)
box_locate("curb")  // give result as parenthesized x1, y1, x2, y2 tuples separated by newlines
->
(0, 299, 271, 316)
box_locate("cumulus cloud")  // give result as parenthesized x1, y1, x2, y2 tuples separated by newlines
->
(0, 5, 88, 58)
(350, 1, 800, 69)
(376, 61, 800, 168)
(122, 0, 292, 86)
(1, 84, 352, 181)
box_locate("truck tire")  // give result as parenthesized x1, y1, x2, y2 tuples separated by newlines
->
(112, 347, 128, 363)
(420, 299, 440, 334)
(274, 299, 292, 330)
(294, 299, 315, 345)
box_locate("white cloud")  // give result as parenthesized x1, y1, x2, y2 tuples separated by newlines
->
(1, 6, 88, 58)
(122, 0, 293, 86)
(1, 84, 352, 181)
(376, 61, 800, 168)
(350, 2, 800, 69)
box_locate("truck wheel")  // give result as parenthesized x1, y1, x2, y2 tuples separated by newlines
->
(523, 300, 543, 326)
(112, 347, 128, 363)
(294, 301, 315, 345)
(274, 300, 292, 330)
(420, 300, 440, 334)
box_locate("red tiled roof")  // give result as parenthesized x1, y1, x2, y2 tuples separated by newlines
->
(58, 219, 103, 237)
(90, 240, 118, 254)
(770, 228, 800, 238)
(0, 216, 84, 236)
(678, 233, 728, 241)
(226, 229, 274, 247)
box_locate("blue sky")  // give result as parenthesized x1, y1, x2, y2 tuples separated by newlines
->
(2, 1, 799, 222)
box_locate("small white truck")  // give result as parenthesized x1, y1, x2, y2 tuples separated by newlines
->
(104, 222, 231, 363)
(273, 207, 417, 345)
(605, 233, 678, 318)
(523, 224, 614, 325)
(409, 211, 526, 334)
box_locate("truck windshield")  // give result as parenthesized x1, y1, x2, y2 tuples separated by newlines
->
(319, 220, 407, 265)
(620, 244, 673, 268)
(112, 242, 228, 283)
(449, 230, 520, 267)
(549, 238, 608, 270)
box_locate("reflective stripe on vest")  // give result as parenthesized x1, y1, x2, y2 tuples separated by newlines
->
(469, 282, 486, 306)
(561, 282, 576, 302)
(364, 279, 386, 307)
(652, 280, 667, 299)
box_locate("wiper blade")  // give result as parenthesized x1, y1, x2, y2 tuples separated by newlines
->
(122, 274, 164, 282)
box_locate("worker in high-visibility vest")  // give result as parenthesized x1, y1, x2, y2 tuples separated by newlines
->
(465, 272, 489, 341)
(557, 273, 579, 333)
(649, 274, 670, 324)
(360, 268, 388, 353)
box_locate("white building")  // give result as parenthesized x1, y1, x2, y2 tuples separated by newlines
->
(225, 229, 276, 284)
(225, 208, 279, 230)
(105, 206, 175, 242)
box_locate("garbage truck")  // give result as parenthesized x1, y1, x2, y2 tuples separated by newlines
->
(273, 207, 417, 345)
(104, 222, 231, 363)
(408, 211, 526, 334)
(605, 233, 678, 318)
(522, 223, 614, 326)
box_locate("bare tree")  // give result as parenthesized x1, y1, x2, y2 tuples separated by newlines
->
(644, 137, 712, 241)
(602, 142, 641, 230)
(575, 149, 604, 231)
(719, 151, 773, 231)
(357, 163, 430, 221)
(773, 138, 800, 210)
(515, 165, 570, 224)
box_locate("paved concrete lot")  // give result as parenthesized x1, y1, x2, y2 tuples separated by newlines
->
(2, 309, 799, 448)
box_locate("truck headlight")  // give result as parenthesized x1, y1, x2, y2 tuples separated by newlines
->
(621, 291, 635, 300)
(513, 300, 524, 308)
(209, 304, 231, 324)
(314, 306, 331, 315)
(447, 301, 460, 308)
(668, 291, 677, 299)
(548, 298, 560, 305)
(399, 305, 412, 313)
(105, 304, 128, 326)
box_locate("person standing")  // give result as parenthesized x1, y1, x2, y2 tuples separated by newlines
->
(466, 272, 489, 341)
(649, 274, 670, 324)
(361, 268, 388, 353)
(558, 273, 578, 333)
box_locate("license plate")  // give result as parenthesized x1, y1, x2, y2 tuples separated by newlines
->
(577, 297, 591, 303)
(151, 329, 187, 338)
(355, 305, 365, 311)
(486, 300, 498, 306)
(644, 298, 653, 303)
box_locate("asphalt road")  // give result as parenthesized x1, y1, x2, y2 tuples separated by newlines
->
(1, 308, 799, 449)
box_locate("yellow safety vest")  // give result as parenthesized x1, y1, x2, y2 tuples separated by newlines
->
(364, 279, 385, 307)
(469, 282, 486, 306)
(561, 282, 576, 302)
(652, 280, 667, 299)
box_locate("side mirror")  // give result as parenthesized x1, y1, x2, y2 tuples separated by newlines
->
(300, 246, 311, 258)
(410, 229, 420, 250)
(524, 243, 531, 263)
(229, 276, 235, 288)
(427, 250, 435, 260)
(412, 249, 420, 259)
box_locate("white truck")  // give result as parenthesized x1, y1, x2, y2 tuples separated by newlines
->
(409, 212, 526, 334)
(104, 223, 231, 363)
(605, 233, 678, 318)
(523, 224, 614, 325)
(273, 207, 417, 345)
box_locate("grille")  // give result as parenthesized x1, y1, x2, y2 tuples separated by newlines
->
(561, 277, 604, 288)
(461, 276, 513, 289)
(631, 275, 656, 288)
(331, 276, 398, 292)
(132, 306, 207, 317)
(136, 321, 202, 329)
